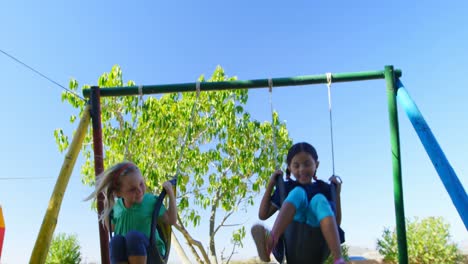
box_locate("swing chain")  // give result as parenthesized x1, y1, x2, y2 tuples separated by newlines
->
(174, 81, 201, 177)
(268, 78, 280, 171)
(326, 73, 336, 176)
(124, 86, 145, 161)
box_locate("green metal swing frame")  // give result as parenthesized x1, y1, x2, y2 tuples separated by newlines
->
(31, 66, 412, 264)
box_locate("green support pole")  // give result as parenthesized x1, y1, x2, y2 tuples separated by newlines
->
(384, 65, 408, 264)
(82, 69, 402, 98)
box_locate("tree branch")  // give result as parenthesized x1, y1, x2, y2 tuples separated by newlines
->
(174, 214, 211, 264)
(213, 210, 234, 235)
(213, 198, 246, 235)
(225, 241, 239, 264)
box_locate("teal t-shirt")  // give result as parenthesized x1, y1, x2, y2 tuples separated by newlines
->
(112, 193, 167, 255)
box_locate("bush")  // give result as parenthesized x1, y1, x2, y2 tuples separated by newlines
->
(46, 233, 82, 264)
(377, 217, 463, 264)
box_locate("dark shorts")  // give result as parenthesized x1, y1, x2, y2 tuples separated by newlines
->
(110, 230, 149, 263)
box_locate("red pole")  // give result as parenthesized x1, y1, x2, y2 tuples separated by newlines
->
(90, 86, 110, 264)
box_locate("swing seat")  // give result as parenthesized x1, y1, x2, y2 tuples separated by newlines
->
(145, 218, 171, 264)
(146, 185, 173, 264)
(273, 177, 345, 264)
(283, 221, 330, 264)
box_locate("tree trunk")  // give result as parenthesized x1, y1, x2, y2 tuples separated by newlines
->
(209, 188, 221, 264)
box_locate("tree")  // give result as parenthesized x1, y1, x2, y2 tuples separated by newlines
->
(46, 233, 81, 264)
(55, 65, 292, 263)
(377, 217, 464, 264)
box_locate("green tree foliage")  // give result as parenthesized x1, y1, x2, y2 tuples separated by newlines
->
(55, 65, 292, 263)
(46, 233, 81, 264)
(377, 217, 464, 264)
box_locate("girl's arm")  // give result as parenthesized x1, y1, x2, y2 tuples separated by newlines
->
(161, 181, 177, 225)
(258, 170, 282, 220)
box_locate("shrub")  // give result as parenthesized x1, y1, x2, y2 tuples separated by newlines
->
(46, 233, 82, 264)
(377, 217, 463, 264)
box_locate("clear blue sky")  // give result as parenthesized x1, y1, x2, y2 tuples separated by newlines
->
(1, 1, 467, 263)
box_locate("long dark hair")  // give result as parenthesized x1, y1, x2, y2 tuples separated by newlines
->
(285, 142, 318, 181)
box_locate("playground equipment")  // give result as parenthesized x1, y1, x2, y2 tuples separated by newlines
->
(29, 66, 467, 264)
(0, 205, 5, 260)
(266, 75, 346, 263)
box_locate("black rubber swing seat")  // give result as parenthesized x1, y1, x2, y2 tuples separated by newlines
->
(146, 185, 172, 264)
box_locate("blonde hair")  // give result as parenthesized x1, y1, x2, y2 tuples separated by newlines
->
(84, 161, 140, 231)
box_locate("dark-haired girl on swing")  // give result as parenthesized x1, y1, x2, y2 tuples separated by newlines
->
(252, 142, 345, 264)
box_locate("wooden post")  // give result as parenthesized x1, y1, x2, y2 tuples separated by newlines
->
(29, 104, 91, 264)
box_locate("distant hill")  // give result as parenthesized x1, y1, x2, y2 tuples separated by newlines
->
(348, 245, 375, 256)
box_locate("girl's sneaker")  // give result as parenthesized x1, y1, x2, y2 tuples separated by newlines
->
(334, 258, 346, 264)
(251, 224, 274, 262)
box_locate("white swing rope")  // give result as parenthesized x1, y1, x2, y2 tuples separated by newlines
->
(124, 85, 145, 160)
(174, 81, 201, 177)
(268, 78, 280, 171)
(326, 73, 336, 177)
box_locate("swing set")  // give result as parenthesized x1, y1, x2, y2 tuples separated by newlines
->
(28, 65, 467, 264)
